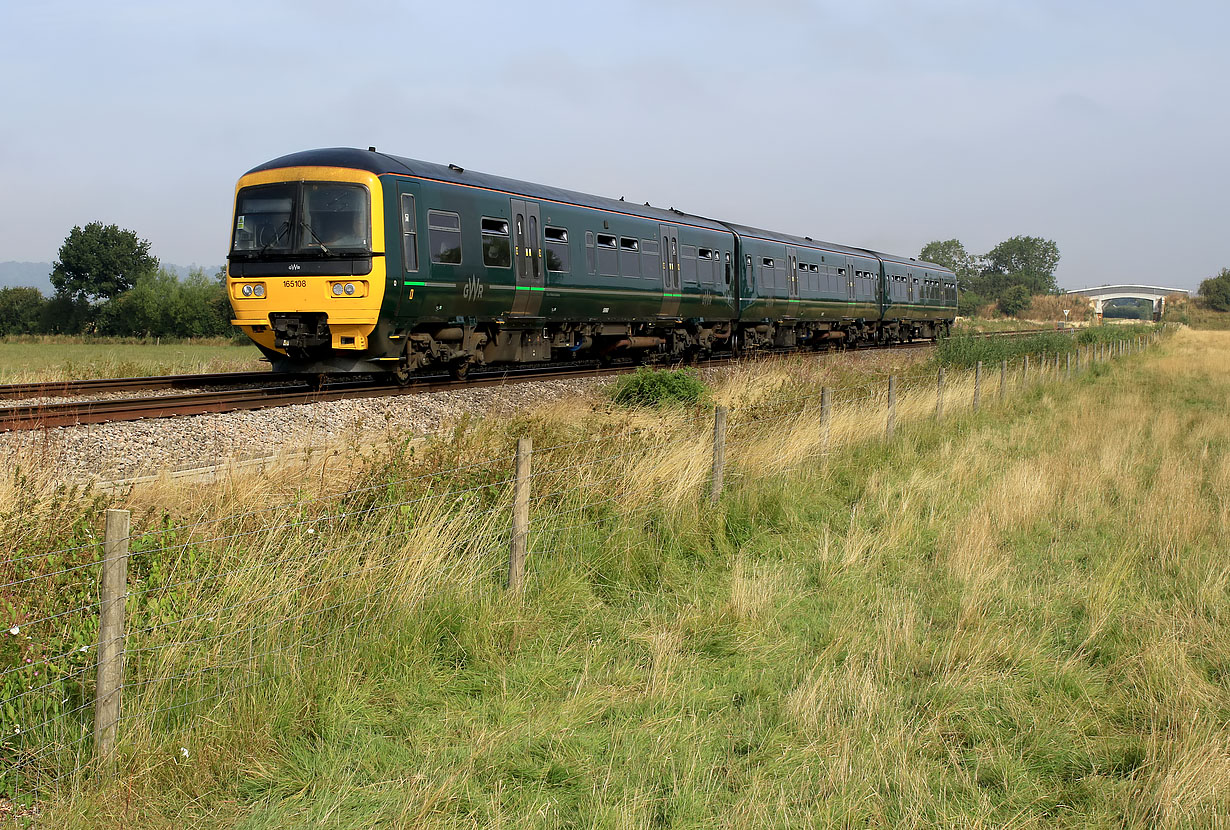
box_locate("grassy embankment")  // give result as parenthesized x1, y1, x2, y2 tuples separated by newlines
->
(9, 324, 1230, 827)
(1164, 302, 1230, 331)
(0, 336, 264, 384)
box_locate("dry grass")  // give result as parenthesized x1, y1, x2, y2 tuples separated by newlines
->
(15, 326, 1230, 827)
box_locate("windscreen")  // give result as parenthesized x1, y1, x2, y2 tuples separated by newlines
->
(232, 183, 294, 253)
(231, 182, 370, 256)
(301, 183, 370, 252)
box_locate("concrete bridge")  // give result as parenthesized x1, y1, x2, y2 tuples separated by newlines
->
(1064, 284, 1190, 320)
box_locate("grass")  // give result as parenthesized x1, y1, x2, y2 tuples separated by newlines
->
(8, 326, 1230, 827)
(936, 323, 1158, 368)
(1162, 302, 1230, 331)
(952, 316, 1057, 333)
(0, 336, 265, 383)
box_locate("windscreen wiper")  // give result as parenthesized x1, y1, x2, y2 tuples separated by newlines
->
(300, 220, 330, 254)
(258, 220, 291, 255)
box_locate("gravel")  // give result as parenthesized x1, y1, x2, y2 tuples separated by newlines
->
(1, 377, 608, 484)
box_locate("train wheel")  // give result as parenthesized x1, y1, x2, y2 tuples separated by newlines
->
(448, 359, 471, 381)
(393, 362, 412, 387)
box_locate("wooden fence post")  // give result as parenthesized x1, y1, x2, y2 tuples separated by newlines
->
(1066, 351, 1072, 379)
(508, 437, 532, 594)
(1000, 359, 1007, 403)
(820, 387, 832, 449)
(974, 361, 983, 412)
(709, 406, 727, 505)
(95, 509, 130, 772)
(936, 368, 944, 421)
(1023, 354, 1030, 385)
(886, 375, 897, 440)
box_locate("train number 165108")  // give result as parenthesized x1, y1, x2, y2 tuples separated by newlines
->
(282, 279, 307, 288)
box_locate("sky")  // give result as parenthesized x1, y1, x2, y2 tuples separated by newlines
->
(0, 0, 1225, 292)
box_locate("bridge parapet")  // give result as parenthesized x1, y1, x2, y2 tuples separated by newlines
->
(1064, 285, 1188, 321)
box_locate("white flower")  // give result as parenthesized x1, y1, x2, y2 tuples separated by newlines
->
(8, 626, 18, 636)
(307, 527, 316, 534)
(180, 747, 189, 759)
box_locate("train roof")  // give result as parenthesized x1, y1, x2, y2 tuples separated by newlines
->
(871, 250, 955, 275)
(246, 148, 732, 233)
(720, 222, 881, 261)
(247, 149, 958, 278)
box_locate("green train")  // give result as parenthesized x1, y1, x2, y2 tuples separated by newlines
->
(226, 148, 957, 380)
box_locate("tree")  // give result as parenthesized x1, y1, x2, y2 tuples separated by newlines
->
(919, 239, 979, 291)
(980, 236, 1060, 297)
(997, 284, 1031, 317)
(50, 222, 158, 304)
(0, 287, 47, 335)
(1199, 267, 1230, 312)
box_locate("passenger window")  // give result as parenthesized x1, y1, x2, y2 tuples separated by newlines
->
(480, 216, 510, 268)
(428, 210, 461, 265)
(681, 245, 697, 285)
(641, 239, 660, 280)
(545, 226, 570, 272)
(400, 194, 418, 272)
(619, 237, 640, 277)
(597, 233, 618, 276)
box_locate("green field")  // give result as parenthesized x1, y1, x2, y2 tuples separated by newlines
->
(0, 336, 266, 383)
(8, 327, 1229, 828)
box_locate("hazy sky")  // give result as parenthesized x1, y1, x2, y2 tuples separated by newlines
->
(1, 0, 1225, 291)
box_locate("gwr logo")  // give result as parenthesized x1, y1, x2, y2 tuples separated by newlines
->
(463, 275, 484, 301)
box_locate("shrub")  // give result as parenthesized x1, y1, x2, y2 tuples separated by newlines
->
(0, 287, 47, 335)
(610, 367, 708, 408)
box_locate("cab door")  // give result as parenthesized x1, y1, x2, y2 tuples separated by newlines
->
(510, 199, 544, 316)
(395, 181, 423, 319)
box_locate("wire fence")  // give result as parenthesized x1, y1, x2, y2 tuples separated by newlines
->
(0, 330, 1167, 824)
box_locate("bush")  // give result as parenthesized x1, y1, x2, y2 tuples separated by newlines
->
(0, 287, 47, 335)
(997, 285, 1031, 317)
(96, 268, 232, 338)
(1199, 267, 1230, 311)
(610, 367, 708, 408)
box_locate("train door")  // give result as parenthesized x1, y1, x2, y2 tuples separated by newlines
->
(907, 272, 914, 304)
(845, 256, 857, 304)
(395, 181, 423, 318)
(659, 224, 680, 317)
(510, 199, 544, 316)
(786, 247, 800, 309)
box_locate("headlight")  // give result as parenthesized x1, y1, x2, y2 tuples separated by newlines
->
(344, 283, 355, 296)
(241, 284, 253, 297)
(253, 284, 265, 298)
(332, 283, 344, 296)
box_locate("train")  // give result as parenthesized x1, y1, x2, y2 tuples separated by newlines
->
(226, 148, 957, 381)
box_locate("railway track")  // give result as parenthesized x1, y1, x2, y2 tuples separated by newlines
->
(0, 329, 1067, 432)
(0, 364, 628, 431)
(0, 370, 301, 400)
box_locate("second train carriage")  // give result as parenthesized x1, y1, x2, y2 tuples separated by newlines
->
(226, 148, 957, 378)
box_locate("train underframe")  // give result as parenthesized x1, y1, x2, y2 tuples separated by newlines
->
(261, 317, 949, 381)
(264, 313, 950, 380)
